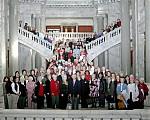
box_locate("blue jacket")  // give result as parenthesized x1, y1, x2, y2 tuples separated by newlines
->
(116, 83, 128, 95)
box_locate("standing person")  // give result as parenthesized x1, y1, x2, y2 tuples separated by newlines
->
(127, 75, 139, 109)
(17, 81, 27, 109)
(116, 76, 128, 110)
(6, 76, 13, 109)
(11, 77, 20, 109)
(45, 74, 52, 108)
(30, 69, 37, 82)
(3, 76, 11, 109)
(35, 79, 45, 109)
(136, 79, 145, 109)
(139, 78, 149, 100)
(26, 75, 35, 109)
(80, 74, 90, 108)
(20, 69, 27, 84)
(89, 74, 99, 108)
(124, 75, 130, 85)
(98, 72, 107, 108)
(68, 74, 80, 110)
(107, 73, 117, 110)
(50, 74, 60, 109)
(59, 74, 68, 109)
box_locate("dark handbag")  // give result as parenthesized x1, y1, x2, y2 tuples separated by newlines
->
(32, 93, 37, 103)
(106, 95, 115, 103)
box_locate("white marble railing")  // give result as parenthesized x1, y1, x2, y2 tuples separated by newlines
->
(85, 27, 121, 62)
(48, 32, 94, 42)
(18, 27, 53, 59)
(0, 109, 150, 120)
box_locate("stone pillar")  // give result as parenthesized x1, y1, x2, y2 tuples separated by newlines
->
(0, 0, 8, 108)
(93, 16, 99, 67)
(9, 0, 19, 75)
(60, 25, 63, 32)
(121, 0, 131, 75)
(41, 57, 46, 70)
(104, 14, 109, 69)
(31, 49, 36, 69)
(131, 0, 141, 78)
(145, 0, 150, 83)
(31, 14, 36, 29)
(97, 16, 105, 67)
(35, 16, 41, 32)
(76, 24, 78, 32)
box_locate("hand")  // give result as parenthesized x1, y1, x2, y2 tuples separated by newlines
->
(52, 93, 54, 96)
(77, 94, 80, 98)
(47, 93, 49, 95)
(69, 94, 71, 97)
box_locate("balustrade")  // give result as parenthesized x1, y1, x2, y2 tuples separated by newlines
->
(0, 109, 149, 120)
(48, 32, 94, 42)
(18, 27, 53, 59)
(85, 27, 121, 62)
(18, 27, 53, 51)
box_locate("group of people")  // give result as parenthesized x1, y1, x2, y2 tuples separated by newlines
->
(85, 19, 121, 43)
(22, 22, 53, 43)
(3, 37, 149, 110)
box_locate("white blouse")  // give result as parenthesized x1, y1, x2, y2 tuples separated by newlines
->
(128, 83, 139, 102)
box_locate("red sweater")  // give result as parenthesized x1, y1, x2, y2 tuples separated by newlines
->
(50, 80, 60, 96)
(38, 84, 44, 96)
(85, 74, 91, 81)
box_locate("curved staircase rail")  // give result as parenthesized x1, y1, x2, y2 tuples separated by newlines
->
(85, 27, 121, 62)
(18, 27, 53, 60)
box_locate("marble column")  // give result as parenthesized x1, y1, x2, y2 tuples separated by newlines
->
(97, 16, 105, 67)
(0, 0, 8, 108)
(31, 14, 36, 29)
(132, 0, 141, 78)
(121, 0, 131, 75)
(93, 16, 99, 67)
(9, 0, 19, 75)
(145, 0, 150, 83)
(31, 49, 36, 69)
(104, 14, 109, 69)
(35, 16, 41, 32)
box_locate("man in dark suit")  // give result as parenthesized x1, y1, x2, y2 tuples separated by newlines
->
(68, 74, 80, 109)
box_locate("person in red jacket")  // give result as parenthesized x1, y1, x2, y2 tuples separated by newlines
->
(85, 70, 91, 81)
(50, 74, 60, 109)
(139, 78, 149, 100)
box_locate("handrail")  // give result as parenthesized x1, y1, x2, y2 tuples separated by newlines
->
(18, 27, 53, 51)
(18, 27, 53, 59)
(48, 32, 94, 41)
(85, 27, 121, 62)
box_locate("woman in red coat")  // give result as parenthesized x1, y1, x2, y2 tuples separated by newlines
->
(50, 74, 60, 109)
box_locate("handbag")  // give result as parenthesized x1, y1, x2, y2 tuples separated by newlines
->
(31, 93, 37, 103)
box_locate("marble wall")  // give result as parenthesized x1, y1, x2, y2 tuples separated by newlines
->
(18, 43, 32, 73)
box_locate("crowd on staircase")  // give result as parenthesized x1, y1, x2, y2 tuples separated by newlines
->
(85, 19, 121, 43)
(2, 19, 149, 110)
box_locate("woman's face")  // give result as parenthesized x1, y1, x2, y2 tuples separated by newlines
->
(15, 78, 19, 83)
(111, 74, 115, 80)
(23, 71, 27, 75)
(10, 76, 13, 82)
(28, 76, 33, 82)
(99, 74, 102, 79)
(116, 75, 120, 81)
(125, 76, 129, 80)
(31, 70, 35, 75)
(25, 75, 28, 80)
(15, 72, 20, 77)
